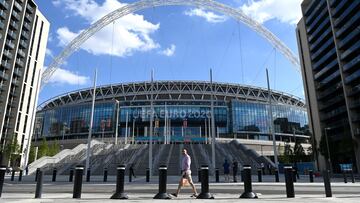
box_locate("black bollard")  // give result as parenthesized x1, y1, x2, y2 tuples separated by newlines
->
(73, 165, 84, 199)
(257, 169, 262, 182)
(154, 165, 171, 199)
(350, 169, 355, 183)
(146, 168, 150, 182)
(198, 168, 201, 182)
(284, 166, 295, 198)
(215, 168, 219, 183)
(52, 168, 57, 182)
(309, 170, 314, 183)
(0, 166, 6, 198)
(110, 165, 128, 199)
(69, 169, 74, 182)
(18, 170, 23, 182)
(11, 170, 15, 181)
(241, 170, 244, 182)
(240, 165, 257, 198)
(35, 170, 43, 198)
(103, 168, 108, 182)
(86, 168, 91, 182)
(323, 170, 332, 197)
(197, 165, 214, 199)
(343, 170, 347, 183)
(275, 168, 279, 182)
(35, 168, 40, 182)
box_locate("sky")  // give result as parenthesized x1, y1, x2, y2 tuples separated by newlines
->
(36, 0, 304, 105)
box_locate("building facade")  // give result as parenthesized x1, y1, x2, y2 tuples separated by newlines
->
(0, 0, 49, 167)
(296, 0, 360, 172)
(34, 81, 309, 146)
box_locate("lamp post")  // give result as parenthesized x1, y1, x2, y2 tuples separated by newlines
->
(115, 100, 119, 145)
(324, 127, 332, 172)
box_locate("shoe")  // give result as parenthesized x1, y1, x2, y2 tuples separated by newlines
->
(190, 193, 198, 198)
(171, 193, 178, 197)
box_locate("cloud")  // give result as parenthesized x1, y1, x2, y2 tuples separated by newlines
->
(47, 67, 89, 85)
(184, 8, 228, 23)
(45, 48, 54, 58)
(240, 0, 302, 25)
(158, 44, 176, 56)
(54, 0, 160, 57)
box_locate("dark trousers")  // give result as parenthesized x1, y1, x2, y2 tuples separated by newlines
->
(233, 169, 238, 182)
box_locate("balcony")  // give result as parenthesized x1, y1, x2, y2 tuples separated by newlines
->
(308, 18, 330, 43)
(17, 49, 26, 58)
(0, 20, 4, 29)
(338, 26, 360, 49)
(305, 0, 325, 24)
(5, 40, 15, 49)
(21, 31, 29, 39)
(345, 69, 360, 85)
(12, 11, 20, 21)
(317, 82, 342, 100)
(11, 79, 19, 86)
(307, 8, 328, 35)
(0, 70, 9, 80)
(331, 0, 349, 17)
(334, 1, 360, 27)
(336, 12, 360, 38)
(0, 10, 6, 19)
(23, 22, 31, 31)
(0, 0, 9, 10)
(3, 50, 13, 59)
(319, 95, 345, 111)
(314, 59, 338, 80)
(9, 21, 19, 30)
(26, 4, 34, 14)
(349, 85, 360, 96)
(7, 30, 16, 39)
(13, 68, 22, 77)
(312, 49, 337, 71)
(321, 106, 347, 121)
(310, 28, 332, 52)
(25, 13, 32, 22)
(352, 116, 360, 123)
(350, 100, 360, 109)
(19, 40, 27, 48)
(311, 37, 334, 61)
(340, 40, 360, 60)
(0, 60, 11, 69)
(13, 1, 22, 12)
(15, 58, 24, 67)
(343, 54, 360, 73)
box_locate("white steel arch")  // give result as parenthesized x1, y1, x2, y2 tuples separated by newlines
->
(41, 0, 301, 88)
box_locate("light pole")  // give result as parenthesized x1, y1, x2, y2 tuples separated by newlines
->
(324, 127, 332, 172)
(115, 100, 119, 145)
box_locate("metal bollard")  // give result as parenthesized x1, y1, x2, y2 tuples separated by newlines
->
(240, 165, 257, 198)
(257, 169, 262, 182)
(350, 169, 355, 183)
(73, 165, 84, 199)
(284, 166, 295, 198)
(197, 165, 214, 199)
(18, 170, 23, 182)
(11, 170, 15, 181)
(343, 170, 347, 183)
(69, 169, 74, 182)
(215, 168, 219, 183)
(241, 170, 244, 182)
(275, 169, 279, 182)
(52, 168, 57, 182)
(35, 168, 40, 182)
(0, 166, 6, 197)
(86, 168, 91, 182)
(323, 170, 332, 197)
(146, 168, 150, 182)
(110, 165, 128, 199)
(35, 170, 43, 198)
(154, 165, 171, 199)
(198, 168, 201, 182)
(309, 170, 314, 183)
(103, 168, 108, 182)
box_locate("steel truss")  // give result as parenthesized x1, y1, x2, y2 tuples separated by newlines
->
(41, 0, 301, 88)
(38, 81, 305, 110)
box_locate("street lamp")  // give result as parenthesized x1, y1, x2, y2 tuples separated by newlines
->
(324, 127, 332, 172)
(115, 99, 120, 145)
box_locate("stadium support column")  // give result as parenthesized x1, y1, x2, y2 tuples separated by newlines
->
(86, 69, 97, 177)
(149, 70, 154, 177)
(210, 69, 216, 174)
(115, 100, 119, 145)
(266, 69, 278, 169)
(125, 112, 129, 144)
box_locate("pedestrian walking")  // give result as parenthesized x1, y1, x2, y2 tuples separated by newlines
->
(172, 149, 198, 198)
(232, 159, 238, 182)
(25, 165, 29, 176)
(129, 164, 136, 178)
(223, 159, 230, 182)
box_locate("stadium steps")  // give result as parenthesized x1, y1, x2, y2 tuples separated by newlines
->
(153, 144, 171, 175)
(167, 144, 181, 176)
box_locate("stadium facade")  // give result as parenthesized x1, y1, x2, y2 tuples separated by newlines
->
(33, 81, 309, 147)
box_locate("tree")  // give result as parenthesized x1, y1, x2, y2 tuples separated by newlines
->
(48, 140, 61, 156)
(37, 138, 49, 159)
(0, 135, 21, 167)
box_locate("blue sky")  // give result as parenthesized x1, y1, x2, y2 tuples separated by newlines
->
(37, 0, 304, 105)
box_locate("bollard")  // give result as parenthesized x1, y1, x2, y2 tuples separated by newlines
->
(73, 165, 84, 199)
(240, 165, 257, 198)
(86, 168, 91, 182)
(275, 169, 279, 182)
(350, 169, 355, 183)
(343, 170, 347, 183)
(35, 170, 43, 198)
(129, 168, 132, 183)
(103, 168, 108, 182)
(154, 165, 171, 199)
(197, 165, 214, 199)
(323, 170, 332, 197)
(257, 169, 262, 182)
(146, 168, 150, 182)
(110, 165, 128, 199)
(215, 168, 219, 183)
(292, 169, 297, 183)
(284, 166, 295, 198)
(198, 168, 201, 182)
(18, 170, 23, 182)
(0, 166, 6, 198)
(69, 169, 74, 182)
(11, 170, 15, 181)
(309, 170, 314, 183)
(35, 168, 40, 182)
(52, 168, 57, 182)
(241, 170, 244, 182)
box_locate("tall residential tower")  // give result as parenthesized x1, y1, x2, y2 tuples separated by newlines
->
(297, 0, 360, 172)
(0, 0, 49, 167)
